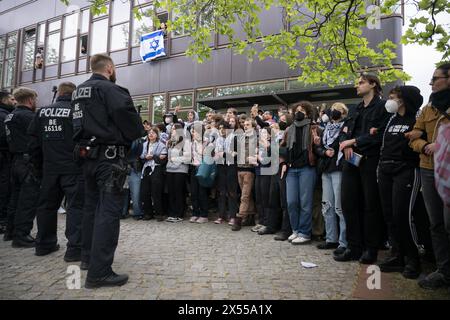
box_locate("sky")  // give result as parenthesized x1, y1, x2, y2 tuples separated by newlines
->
(402, 3, 449, 104)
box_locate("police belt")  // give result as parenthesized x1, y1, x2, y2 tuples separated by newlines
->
(97, 145, 128, 160)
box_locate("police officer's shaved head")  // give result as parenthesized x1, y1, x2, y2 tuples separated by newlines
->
(58, 82, 76, 96)
(12, 87, 37, 104)
(90, 54, 114, 73)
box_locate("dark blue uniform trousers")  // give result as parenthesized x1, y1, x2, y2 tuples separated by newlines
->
(82, 158, 125, 280)
(7, 157, 40, 237)
(35, 174, 84, 255)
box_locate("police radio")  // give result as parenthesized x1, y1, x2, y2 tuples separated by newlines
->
(51, 86, 58, 104)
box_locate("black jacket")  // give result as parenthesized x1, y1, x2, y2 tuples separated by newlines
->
(315, 135, 342, 174)
(379, 113, 419, 168)
(0, 103, 14, 151)
(4, 105, 35, 154)
(340, 96, 389, 157)
(27, 95, 81, 175)
(72, 74, 145, 145)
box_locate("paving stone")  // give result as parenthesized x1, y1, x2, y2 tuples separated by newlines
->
(1, 215, 448, 300)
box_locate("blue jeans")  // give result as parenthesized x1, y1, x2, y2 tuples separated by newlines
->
(122, 168, 142, 217)
(286, 166, 316, 238)
(322, 171, 347, 248)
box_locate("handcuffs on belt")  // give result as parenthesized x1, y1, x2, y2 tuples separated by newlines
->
(104, 145, 126, 159)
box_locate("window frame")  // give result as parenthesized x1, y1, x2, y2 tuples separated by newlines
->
(108, 0, 131, 53)
(2, 32, 18, 89)
(45, 18, 61, 67)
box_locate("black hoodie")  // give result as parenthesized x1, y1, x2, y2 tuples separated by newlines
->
(380, 85, 423, 169)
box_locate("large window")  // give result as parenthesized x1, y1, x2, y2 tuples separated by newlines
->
(61, 12, 79, 62)
(132, 5, 154, 46)
(216, 81, 285, 97)
(112, 0, 130, 25)
(62, 37, 77, 62)
(46, 20, 61, 65)
(152, 94, 166, 124)
(22, 28, 36, 70)
(196, 89, 213, 120)
(170, 93, 193, 122)
(79, 9, 90, 56)
(91, 19, 108, 55)
(133, 97, 150, 122)
(110, 23, 130, 51)
(2, 33, 17, 88)
(170, 93, 193, 109)
(110, 0, 130, 51)
(287, 79, 315, 90)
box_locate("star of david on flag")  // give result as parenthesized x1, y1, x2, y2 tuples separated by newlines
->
(140, 30, 166, 62)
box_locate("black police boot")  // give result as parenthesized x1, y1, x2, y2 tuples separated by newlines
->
(334, 248, 362, 262)
(241, 215, 255, 227)
(317, 242, 339, 250)
(231, 217, 242, 231)
(80, 261, 89, 271)
(0, 225, 5, 234)
(418, 271, 450, 290)
(64, 250, 82, 262)
(35, 244, 60, 256)
(12, 235, 35, 248)
(402, 257, 421, 279)
(257, 226, 276, 235)
(274, 232, 289, 241)
(359, 249, 378, 265)
(378, 255, 404, 273)
(85, 272, 129, 289)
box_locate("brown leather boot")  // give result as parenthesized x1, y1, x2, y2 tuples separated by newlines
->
(232, 217, 242, 231)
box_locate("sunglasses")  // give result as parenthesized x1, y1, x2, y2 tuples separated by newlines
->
(430, 76, 449, 83)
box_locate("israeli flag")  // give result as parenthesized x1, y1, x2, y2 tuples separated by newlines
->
(140, 30, 166, 62)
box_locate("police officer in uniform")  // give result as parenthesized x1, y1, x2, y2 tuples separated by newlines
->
(4, 87, 40, 247)
(72, 54, 145, 288)
(28, 82, 84, 260)
(0, 91, 16, 236)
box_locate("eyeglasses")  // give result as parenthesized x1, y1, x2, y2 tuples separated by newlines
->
(430, 76, 449, 83)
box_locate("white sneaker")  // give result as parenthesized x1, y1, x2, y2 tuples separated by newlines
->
(291, 236, 311, 245)
(288, 232, 298, 242)
(196, 217, 208, 224)
(189, 216, 198, 223)
(166, 217, 175, 222)
(251, 224, 264, 232)
(172, 217, 183, 223)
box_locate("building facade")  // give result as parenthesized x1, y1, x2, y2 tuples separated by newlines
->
(0, 0, 404, 122)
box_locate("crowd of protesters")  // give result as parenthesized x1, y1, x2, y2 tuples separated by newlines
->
(1, 63, 449, 292)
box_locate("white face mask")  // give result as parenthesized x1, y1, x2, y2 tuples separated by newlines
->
(321, 114, 330, 123)
(385, 99, 399, 113)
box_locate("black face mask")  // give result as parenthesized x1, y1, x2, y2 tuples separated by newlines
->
(279, 121, 288, 131)
(331, 110, 342, 121)
(430, 88, 450, 112)
(295, 112, 305, 121)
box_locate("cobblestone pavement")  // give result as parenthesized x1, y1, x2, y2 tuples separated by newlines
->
(0, 214, 449, 300)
